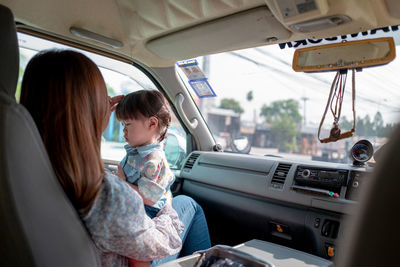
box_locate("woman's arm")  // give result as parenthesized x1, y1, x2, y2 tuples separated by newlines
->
(127, 183, 156, 206)
(82, 173, 184, 261)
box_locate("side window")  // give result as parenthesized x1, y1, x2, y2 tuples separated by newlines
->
(101, 70, 187, 169)
(17, 33, 187, 170)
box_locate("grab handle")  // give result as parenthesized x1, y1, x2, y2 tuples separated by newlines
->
(174, 93, 198, 129)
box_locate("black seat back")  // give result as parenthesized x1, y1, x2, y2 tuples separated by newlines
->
(0, 5, 100, 266)
(335, 125, 400, 267)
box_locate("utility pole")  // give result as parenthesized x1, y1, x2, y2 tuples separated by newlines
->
(301, 96, 309, 126)
(200, 56, 210, 117)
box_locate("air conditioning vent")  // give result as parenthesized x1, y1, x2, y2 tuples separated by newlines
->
(183, 153, 200, 170)
(271, 163, 292, 189)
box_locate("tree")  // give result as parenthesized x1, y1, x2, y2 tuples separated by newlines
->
(373, 112, 384, 136)
(373, 112, 384, 130)
(246, 91, 253, 102)
(107, 84, 116, 95)
(380, 123, 396, 137)
(219, 98, 244, 114)
(339, 116, 354, 131)
(356, 116, 366, 136)
(364, 115, 374, 136)
(260, 99, 302, 152)
(260, 99, 302, 124)
(350, 112, 397, 138)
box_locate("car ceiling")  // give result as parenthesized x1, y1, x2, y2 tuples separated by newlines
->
(2, 0, 400, 67)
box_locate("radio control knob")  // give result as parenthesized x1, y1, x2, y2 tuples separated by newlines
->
(302, 169, 311, 178)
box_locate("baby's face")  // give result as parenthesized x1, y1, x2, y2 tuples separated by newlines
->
(122, 117, 152, 147)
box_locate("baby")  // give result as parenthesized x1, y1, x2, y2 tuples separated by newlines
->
(115, 90, 175, 219)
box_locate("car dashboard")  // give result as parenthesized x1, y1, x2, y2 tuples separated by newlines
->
(178, 151, 371, 260)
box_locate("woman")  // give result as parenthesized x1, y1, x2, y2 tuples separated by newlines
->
(20, 49, 211, 266)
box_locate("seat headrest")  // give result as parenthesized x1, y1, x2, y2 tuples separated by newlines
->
(335, 124, 400, 266)
(0, 5, 19, 98)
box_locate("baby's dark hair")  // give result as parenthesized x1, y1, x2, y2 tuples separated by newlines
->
(115, 90, 171, 142)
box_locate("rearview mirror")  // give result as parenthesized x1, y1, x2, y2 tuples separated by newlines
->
(292, 37, 395, 72)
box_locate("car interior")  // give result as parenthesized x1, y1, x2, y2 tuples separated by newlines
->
(1, 0, 400, 266)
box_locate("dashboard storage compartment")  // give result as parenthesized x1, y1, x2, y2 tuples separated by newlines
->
(195, 245, 273, 267)
(159, 240, 332, 267)
(159, 244, 273, 267)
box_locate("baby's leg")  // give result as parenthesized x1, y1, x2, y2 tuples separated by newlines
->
(128, 258, 151, 267)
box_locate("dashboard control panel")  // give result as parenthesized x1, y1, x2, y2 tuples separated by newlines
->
(295, 166, 348, 189)
(345, 170, 368, 200)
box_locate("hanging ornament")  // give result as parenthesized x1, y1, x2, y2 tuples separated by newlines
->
(318, 69, 356, 143)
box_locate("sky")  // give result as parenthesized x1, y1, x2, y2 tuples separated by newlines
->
(18, 30, 400, 130)
(194, 40, 400, 127)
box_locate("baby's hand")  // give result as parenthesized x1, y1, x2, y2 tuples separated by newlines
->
(165, 191, 173, 206)
(116, 164, 126, 181)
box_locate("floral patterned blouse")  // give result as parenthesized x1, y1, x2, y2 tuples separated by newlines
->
(120, 142, 175, 209)
(82, 172, 184, 266)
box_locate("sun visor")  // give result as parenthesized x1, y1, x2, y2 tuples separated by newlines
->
(146, 7, 292, 61)
(385, 0, 400, 19)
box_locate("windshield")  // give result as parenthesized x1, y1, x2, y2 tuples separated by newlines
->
(177, 37, 400, 163)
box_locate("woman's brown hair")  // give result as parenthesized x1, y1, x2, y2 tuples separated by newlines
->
(20, 50, 108, 215)
(115, 90, 171, 142)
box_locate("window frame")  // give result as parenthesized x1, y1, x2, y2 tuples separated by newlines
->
(16, 25, 194, 170)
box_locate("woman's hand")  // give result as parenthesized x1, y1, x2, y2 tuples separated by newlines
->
(109, 95, 124, 112)
(104, 95, 124, 131)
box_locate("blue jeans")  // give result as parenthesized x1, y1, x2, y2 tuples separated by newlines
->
(152, 195, 211, 266)
(145, 205, 160, 218)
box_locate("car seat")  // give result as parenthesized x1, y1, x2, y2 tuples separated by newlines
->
(0, 4, 100, 266)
